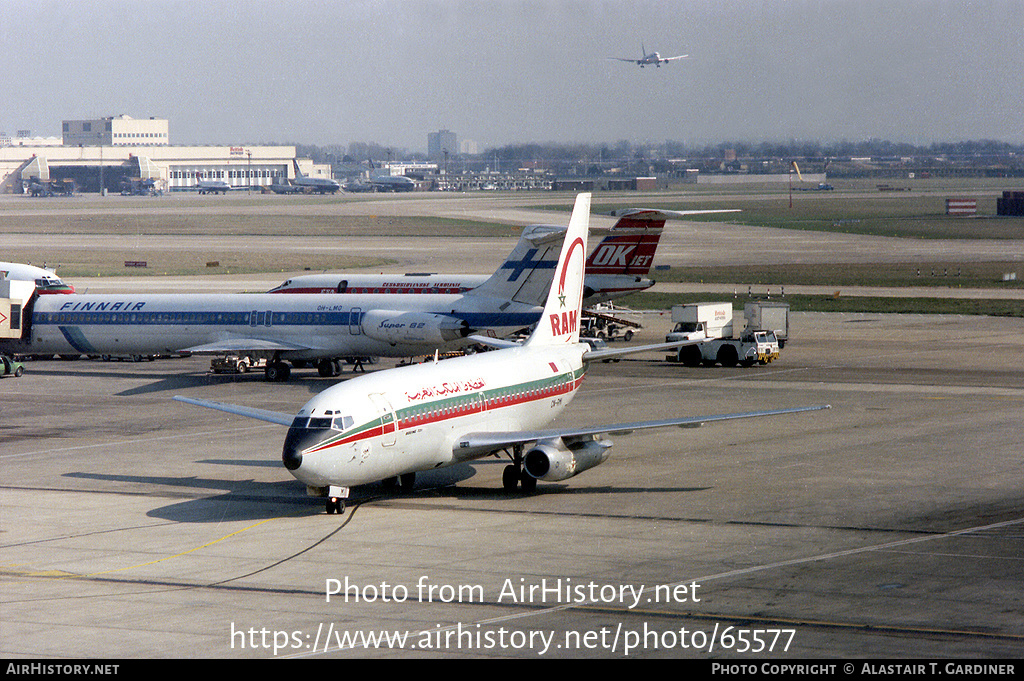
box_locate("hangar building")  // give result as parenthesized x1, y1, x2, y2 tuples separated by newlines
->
(0, 115, 329, 194)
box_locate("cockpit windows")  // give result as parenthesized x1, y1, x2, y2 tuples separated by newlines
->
(291, 415, 354, 432)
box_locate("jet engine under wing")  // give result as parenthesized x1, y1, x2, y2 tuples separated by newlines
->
(173, 396, 295, 426)
(453, 405, 830, 457)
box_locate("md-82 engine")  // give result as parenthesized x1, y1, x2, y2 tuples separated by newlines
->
(360, 310, 469, 346)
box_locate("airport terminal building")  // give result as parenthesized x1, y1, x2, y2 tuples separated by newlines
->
(0, 115, 329, 194)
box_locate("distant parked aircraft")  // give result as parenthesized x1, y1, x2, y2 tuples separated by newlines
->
(271, 161, 341, 194)
(196, 174, 231, 194)
(367, 158, 416, 192)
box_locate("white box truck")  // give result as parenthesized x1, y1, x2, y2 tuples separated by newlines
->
(666, 301, 781, 367)
(665, 302, 733, 341)
(744, 301, 789, 348)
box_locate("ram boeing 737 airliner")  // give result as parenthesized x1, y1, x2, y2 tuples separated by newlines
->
(175, 194, 829, 513)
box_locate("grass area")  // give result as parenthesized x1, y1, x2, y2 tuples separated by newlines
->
(585, 196, 1024, 241)
(630, 291, 1024, 317)
(0, 211, 513, 238)
(0, 194, 515, 276)
(528, 177, 1024, 240)
(30, 251, 397, 278)
(655, 262, 1024, 289)
(5, 186, 1024, 317)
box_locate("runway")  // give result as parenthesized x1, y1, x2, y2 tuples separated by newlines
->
(2, 310, 1022, 658)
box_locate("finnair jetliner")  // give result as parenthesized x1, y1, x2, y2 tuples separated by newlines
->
(176, 194, 828, 513)
(2, 229, 569, 381)
(268, 208, 737, 305)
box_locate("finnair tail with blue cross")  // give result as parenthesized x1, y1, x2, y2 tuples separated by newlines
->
(175, 193, 829, 514)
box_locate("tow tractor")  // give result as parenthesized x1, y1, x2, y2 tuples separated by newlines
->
(665, 301, 783, 367)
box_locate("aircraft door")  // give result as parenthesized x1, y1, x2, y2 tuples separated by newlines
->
(368, 393, 397, 447)
(350, 307, 362, 335)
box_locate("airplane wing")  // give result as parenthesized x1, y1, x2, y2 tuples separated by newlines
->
(661, 54, 689, 62)
(581, 338, 703, 363)
(172, 396, 295, 426)
(467, 334, 522, 350)
(178, 338, 318, 354)
(465, 337, 704, 359)
(455, 405, 830, 454)
(609, 57, 641, 63)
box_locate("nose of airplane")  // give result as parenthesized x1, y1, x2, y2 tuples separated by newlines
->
(282, 424, 333, 471)
(282, 440, 303, 470)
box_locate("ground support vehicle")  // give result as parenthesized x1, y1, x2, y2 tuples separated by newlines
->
(210, 355, 266, 374)
(1, 353, 24, 377)
(665, 302, 733, 342)
(582, 303, 642, 341)
(665, 301, 781, 367)
(672, 331, 780, 367)
(744, 301, 790, 348)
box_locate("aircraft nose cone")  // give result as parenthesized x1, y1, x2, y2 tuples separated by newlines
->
(282, 423, 337, 472)
(282, 425, 308, 470)
(282, 444, 303, 471)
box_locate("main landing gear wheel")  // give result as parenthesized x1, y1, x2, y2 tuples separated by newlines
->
(502, 464, 519, 491)
(502, 445, 537, 493)
(317, 359, 341, 377)
(265, 361, 291, 382)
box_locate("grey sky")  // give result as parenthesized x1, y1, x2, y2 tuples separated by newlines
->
(3, 0, 1022, 152)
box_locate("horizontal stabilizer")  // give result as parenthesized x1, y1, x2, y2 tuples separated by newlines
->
(467, 334, 521, 350)
(582, 338, 703, 363)
(607, 208, 741, 219)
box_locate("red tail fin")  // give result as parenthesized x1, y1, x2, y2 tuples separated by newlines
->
(585, 228, 663, 276)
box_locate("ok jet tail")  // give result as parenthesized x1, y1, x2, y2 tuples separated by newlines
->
(471, 206, 740, 308)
